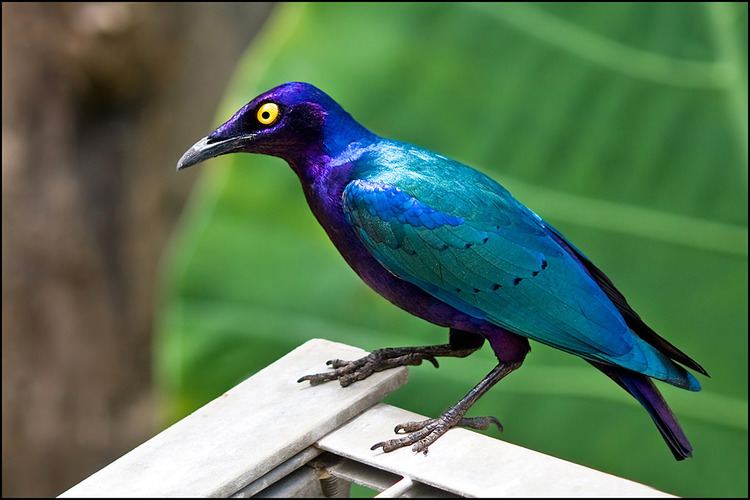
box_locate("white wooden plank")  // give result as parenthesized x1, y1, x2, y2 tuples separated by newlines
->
(316, 403, 674, 498)
(376, 477, 414, 498)
(59, 339, 407, 498)
(231, 447, 322, 498)
(252, 466, 323, 498)
(316, 455, 402, 492)
(316, 455, 457, 498)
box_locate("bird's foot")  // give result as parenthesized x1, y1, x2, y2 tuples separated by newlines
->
(370, 413, 502, 454)
(297, 347, 442, 387)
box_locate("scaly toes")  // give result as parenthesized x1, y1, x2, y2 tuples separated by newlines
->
(372, 422, 448, 455)
(371, 426, 433, 453)
(297, 365, 354, 385)
(412, 431, 443, 454)
(326, 359, 350, 369)
(299, 359, 362, 385)
(300, 349, 441, 387)
(300, 352, 384, 387)
(296, 372, 336, 385)
(460, 415, 503, 432)
(394, 419, 434, 434)
(339, 366, 375, 387)
(375, 414, 502, 454)
(394, 415, 501, 434)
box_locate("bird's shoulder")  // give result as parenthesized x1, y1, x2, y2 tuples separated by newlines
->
(342, 140, 571, 285)
(348, 140, 540, 231)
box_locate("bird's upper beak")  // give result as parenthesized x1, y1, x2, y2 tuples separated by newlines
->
(176, 134, 254, 171)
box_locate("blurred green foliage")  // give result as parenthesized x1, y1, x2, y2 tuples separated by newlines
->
(157, 3, 748, 497)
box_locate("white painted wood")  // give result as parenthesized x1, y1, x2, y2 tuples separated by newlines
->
(59, 339, 407, 498)
(231, 447, 322, 498)
(58, 338, 677, 498)
(316, 455, 402, 492)
(376, 477, 414, 498)
(252, 466, 323, 498)
(316, 403, 674, 498)
(315, 455, 456, 498)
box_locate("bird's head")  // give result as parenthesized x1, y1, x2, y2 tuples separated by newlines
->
(177, 82, 372, 171)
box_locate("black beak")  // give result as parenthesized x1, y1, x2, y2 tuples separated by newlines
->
(176, 134, 254, 171)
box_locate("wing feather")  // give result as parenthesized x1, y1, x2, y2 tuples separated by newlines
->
(342, 175, 699, 390)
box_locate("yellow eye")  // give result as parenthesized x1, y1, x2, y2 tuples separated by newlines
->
(257, 102, 279, 125)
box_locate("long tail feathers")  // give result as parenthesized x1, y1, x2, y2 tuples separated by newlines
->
(591, 361, 694, 460)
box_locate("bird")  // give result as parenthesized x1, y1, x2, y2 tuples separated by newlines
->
(177, 81, 706, 459)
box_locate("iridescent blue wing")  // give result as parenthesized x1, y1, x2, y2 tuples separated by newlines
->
(343, 150, 698, 390)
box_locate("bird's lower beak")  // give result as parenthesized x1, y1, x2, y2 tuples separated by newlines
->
(176, 134, 254, 171)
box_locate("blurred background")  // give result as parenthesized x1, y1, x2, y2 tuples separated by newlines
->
(2, 2, 747, 498)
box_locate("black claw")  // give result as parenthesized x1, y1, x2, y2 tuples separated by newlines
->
(326, 358, 351, 369)
(489, 416, 503, 432)
(455, 415, 504, 432)
(297, 374, 331, 386)
(425, 356, 440, 369)
(394, 423, 410, 434)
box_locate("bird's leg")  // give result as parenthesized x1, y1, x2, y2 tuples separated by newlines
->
(297, 329, 483, 387)
(371, 361, 523, 454)
(373, 329, 529, 454)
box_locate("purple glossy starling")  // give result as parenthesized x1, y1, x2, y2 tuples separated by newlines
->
(177, 82, 706, 459)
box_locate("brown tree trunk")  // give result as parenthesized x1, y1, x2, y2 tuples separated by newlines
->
(1, 3, 273, 496)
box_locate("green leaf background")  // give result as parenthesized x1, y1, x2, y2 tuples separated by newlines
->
(156, 3, 748, 497)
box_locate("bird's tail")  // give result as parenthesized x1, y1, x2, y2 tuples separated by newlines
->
(590, 361, 693, 460)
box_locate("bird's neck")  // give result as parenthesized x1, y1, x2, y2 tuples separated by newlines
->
(286, 130, 376, 185)
(288, 141, 366, 193)
(283, 109, 375, 175)
(287, 137, 375, 229)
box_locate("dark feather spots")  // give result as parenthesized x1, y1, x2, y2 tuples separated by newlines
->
(482, 237, 489, 244)
(438, 244, 449, 250)
(455, 288, 462, 293)
(531, 270, 539, 277)
(473, 288, 480, 293)
(541, 259, 548, 269)
(464, 243, 473, 249)
(513, 277, 522, 286)
(491, 283, 501, 291)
